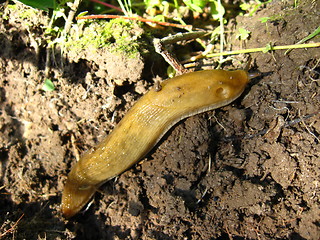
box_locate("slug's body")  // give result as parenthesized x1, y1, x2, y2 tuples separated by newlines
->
(62, 69, 251, 218)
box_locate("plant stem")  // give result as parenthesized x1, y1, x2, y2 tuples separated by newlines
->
(206, 42, 320, 58)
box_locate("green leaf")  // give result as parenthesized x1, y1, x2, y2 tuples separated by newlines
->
(17, 0, 55, 11)
(297, 26, 320, 44)
(263, 43, 273, 53)
(77, 11, 89, 18)
(259, 17, 271, 23)
(240, 0, 273, 16)
(183, 0, 209, 13)
(42, 79, 55, 91)
(153, 14, 166, 22)
(144, 0, 162, 8)
(239, 3, 250, 11)
(210, 0, 225, 20)
(236, 27, 251, 40)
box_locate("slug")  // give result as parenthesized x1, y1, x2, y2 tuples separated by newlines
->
(62, 69, 255, 218)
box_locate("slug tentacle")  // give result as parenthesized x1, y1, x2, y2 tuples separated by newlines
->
(61, 69, 251, 218)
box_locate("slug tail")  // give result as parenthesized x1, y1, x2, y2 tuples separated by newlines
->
(61, 180, 97, 219)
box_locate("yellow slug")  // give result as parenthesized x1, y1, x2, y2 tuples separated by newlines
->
(62, 69, 253, 218)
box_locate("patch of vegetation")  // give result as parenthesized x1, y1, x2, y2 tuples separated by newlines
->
(19, 7, 39, 20)
(240, 0, 273, 16)
(65, 18, 145, 58)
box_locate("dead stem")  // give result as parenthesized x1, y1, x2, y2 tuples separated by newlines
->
(64, 0, 82, 35)
(153, 31, 208, 75)
(222, 112, 320, 142)
(0, 214, 24, 238)
(298, 110, 320, 142)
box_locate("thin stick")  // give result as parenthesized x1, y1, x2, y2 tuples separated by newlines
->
(218, 0, 224, 63)
(206, 42, 320, 58)
(76, 15, 193, 30)
(44, 46, 51, 78)
(158, 31, 208, 45)
(64, 0, 82, 35)
(298, 110, 320, 142)
(153, 38, 188, 75)
(153, 31, 208, 75)
(0, 214, 24, 238)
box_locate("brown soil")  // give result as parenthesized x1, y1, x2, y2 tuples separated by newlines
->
(0, 1, 319, 239)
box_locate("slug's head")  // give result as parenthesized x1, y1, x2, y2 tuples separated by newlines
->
(61, 169, 97, 219)
(207, 69, 251, 104)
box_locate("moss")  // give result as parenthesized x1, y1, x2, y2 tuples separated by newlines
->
(7, 3, 38, 20)
(65, 18, 145, 58)
(20, 8, 39, 20)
